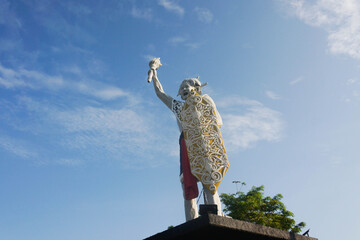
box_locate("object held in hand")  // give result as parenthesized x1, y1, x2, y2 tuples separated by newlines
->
(147, 58, 162, 83)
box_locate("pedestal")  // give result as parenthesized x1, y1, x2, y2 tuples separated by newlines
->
(145, 214, 317, 240)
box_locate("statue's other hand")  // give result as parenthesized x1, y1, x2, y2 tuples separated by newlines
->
(147, 69, 153, 83)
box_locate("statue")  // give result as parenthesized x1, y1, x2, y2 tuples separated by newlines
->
(148, 58, 229, 221)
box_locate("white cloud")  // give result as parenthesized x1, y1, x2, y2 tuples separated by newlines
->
(130, 6, 153, 21)
(0, 64, 135, 102)
(217, 96, 285, 150)
(1, 88, 176, 168)
(64, 65, 83, 75)
(265, 90, 281, 100)
(50, 105, 174, 166)
(0, 64, 64, 89)
(289, 76, 303, 85)
(194, 7, 214, 23)
(93, 88, 131, 100)
(54, 106, 146, 134)
(283, 0, 360, 59)
(0, 76, 27, 88)
(158, 0, 184, 17)
(143, 54, 156, 61)
(168, 36, 200, 49)
(346, 78, 358, 85)
(74, 81, 136, 103)
(185, 42, 201, 49)
(168, 36, 187, 45)
(54, 158, 84, 166)
(0, 135, 37, 158)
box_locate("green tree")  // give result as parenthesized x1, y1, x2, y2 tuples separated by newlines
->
(220, 184, 306, 233)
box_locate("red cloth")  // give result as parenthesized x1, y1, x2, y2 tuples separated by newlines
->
(180, 135, 199, 200)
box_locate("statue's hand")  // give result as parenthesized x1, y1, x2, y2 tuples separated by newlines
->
(147, 69, 153, 83)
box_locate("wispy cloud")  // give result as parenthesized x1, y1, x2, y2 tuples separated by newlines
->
(143, 54, 156, 61)
(282, 0, 360, 59)
(344, 77, 360, 102)
(0, 63, 177, 168)
(0, 90, 176, 168)
(265, 90, 281, 100)
(194, 7, 214, 23)
(74, 80, 137, 103)
(217, 97, 285, 150)
(0, 64, 135, 103)
(54, 158, 84, 166)
(0, 0, 22, 28)
(130, 6, 153, 21)
(289, 76, 303, 85)
(185, 43, 201, 49)
(0, 64, 64, 89)
(158, 0, 184, 17)
(53, 106, 147, 134)
(168, 36, 187, 45)
(0, 135, 37, 158)
(168, 36, 201, 49)
(346, 78, 358, 85)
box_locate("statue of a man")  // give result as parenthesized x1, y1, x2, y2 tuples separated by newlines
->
(149, 59, 228, 221)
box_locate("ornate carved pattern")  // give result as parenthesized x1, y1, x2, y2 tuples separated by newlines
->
(180, 91, 229, 194)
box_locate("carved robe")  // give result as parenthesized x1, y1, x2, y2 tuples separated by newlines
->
(179, 91, 229, 194)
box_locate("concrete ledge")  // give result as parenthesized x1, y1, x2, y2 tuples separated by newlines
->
(145, 214, 317, 240)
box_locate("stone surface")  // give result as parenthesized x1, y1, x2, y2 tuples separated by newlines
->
(145, 214, 318, 240)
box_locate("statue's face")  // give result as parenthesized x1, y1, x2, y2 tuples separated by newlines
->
(178, 79, 202, 100)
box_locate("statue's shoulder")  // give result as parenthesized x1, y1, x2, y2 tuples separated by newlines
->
(201, 94, 216, 106)
(202, 94, 210, 99)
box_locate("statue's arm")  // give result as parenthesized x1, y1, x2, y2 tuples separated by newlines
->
(151, 69, 173, 110)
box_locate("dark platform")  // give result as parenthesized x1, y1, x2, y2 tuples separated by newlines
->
(145, 214, 317, 240)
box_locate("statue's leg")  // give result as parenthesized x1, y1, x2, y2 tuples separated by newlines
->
(203, 186, 222, 216)
(181, 181, 198, 221)
(184, 198, 198, 221)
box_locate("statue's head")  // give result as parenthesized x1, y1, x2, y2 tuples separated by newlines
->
(177, 77, 207, 100)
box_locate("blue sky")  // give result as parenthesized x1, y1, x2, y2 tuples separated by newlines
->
(1, 0, 360, 239)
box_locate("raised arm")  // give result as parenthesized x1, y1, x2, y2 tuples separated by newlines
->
(151, 69, 173, 110)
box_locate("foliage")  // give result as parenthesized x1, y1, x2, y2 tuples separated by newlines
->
(220, 184, 306, 233)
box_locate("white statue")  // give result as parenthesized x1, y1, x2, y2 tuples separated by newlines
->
(148, 58, 229, 221)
